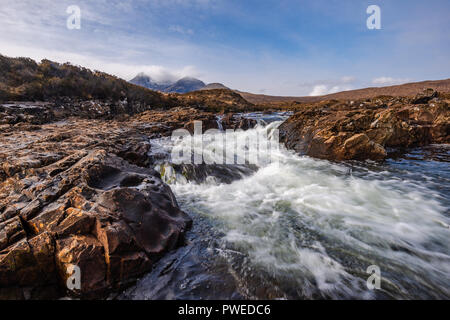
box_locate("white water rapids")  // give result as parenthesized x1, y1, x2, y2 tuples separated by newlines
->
(135, 119, 450, 299)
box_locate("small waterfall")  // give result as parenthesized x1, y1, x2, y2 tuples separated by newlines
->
(216, 115, 224, 131)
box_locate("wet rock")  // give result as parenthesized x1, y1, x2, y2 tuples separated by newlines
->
(183, 118, 218, 134)
(235, 118, 258, 130)
(221, 113, 258, 130)
(0, 116, 194, 299)
(280, 92, 450, 160)
(342, 133, 387, 160)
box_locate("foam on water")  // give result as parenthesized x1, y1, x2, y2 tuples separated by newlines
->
(151, 120, 450, 299)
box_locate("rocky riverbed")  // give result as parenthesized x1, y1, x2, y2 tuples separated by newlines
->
(0, 90, 449, 299)
(0, 103, 257, 299)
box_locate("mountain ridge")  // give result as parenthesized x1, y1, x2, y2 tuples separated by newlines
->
(130, 72, 450, 105)
(129, 73, 228, 94)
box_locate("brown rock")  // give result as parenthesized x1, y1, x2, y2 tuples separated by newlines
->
(0, 114, 194, 299)
(280, 92, 449, 160)
(56, 235, 106, 295)
(341, 134, 386, 160)
(221, 113, 258, 130)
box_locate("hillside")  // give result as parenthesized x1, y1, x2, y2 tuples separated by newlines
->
(318, 79, 450, 101)
(236, 90, 316, 104)
(0, 55, 176, 108)
(238, 79, 450, 105)
(177, 88, 254, 112)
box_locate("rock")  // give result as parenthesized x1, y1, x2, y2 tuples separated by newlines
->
(341, 133, 387, 160)
(131, 107, 219, 136)
(0, 113, 196, 299)
(183, 118, 218, 134)
(221, 113, 258, 130)
(279, 93, 450, 160)
(0, 103, 56, 125)
(412, 88, 438, 104)
(56, 235, 107, 295)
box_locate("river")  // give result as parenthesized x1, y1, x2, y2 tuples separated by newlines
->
(120, 113, 450, 300)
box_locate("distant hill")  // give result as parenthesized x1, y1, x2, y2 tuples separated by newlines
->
(236, 91, 316, 104)
(317, 79, 450, 101)
(237, 79, 450, 104)
(165, 77, 206, 93)
(201, 83, 230, 90)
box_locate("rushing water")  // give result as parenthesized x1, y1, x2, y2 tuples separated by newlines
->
(121, 113, 450, 300)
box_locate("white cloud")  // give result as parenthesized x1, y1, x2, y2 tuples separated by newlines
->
(135, 65, 199, 82)
(309, 85, 353, 96)
(372, 77, 411, 86)
(307, 76, 356, 96)
(0, 0, 443, 96)
(309, 85, 328, 96)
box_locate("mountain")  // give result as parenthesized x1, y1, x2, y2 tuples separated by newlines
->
(129, 74, 206, 93)
(129, 73, 229, 93)
(129, 73, 173, 92)
(165, 77, 206, 93)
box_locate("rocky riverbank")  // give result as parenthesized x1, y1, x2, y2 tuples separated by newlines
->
(279, 90, 449, 160)
(0, 103, 257, 299)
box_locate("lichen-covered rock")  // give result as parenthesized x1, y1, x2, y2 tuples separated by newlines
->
(279, 91, 449, 160)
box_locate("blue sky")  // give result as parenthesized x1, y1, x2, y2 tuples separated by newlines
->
(0, 0, 449, 95)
